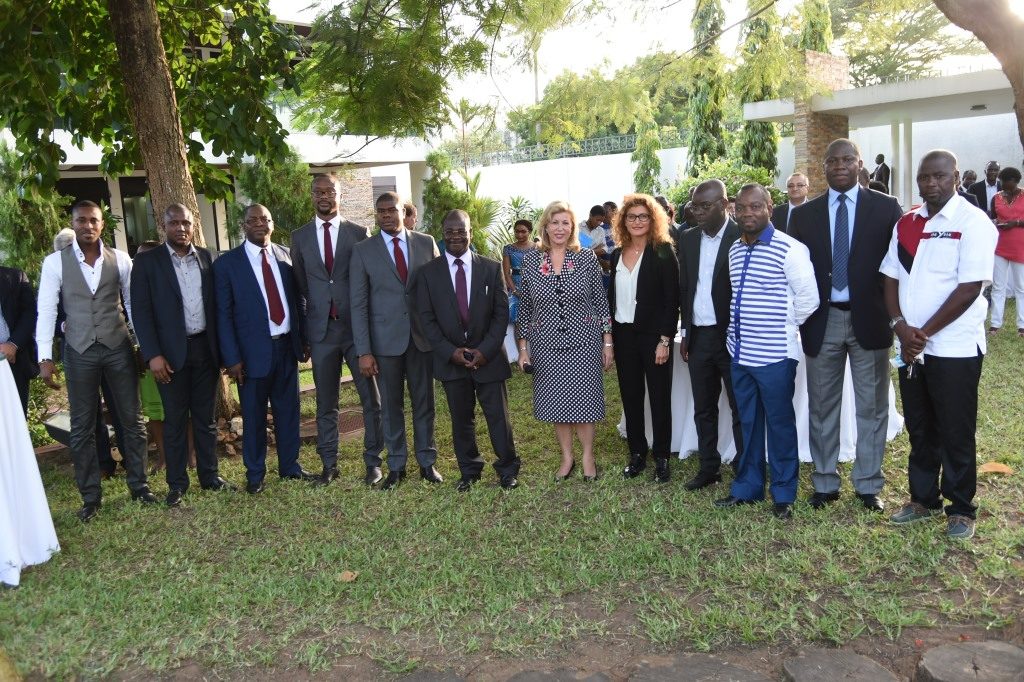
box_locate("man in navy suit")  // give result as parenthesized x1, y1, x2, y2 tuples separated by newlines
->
(131, 203, 234, 506)
(968, 161, 1001, 216)
(0, 265, 38, 414)
(214, 204, 316, 494)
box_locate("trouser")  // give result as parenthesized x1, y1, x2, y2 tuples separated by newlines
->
(376, 345, 437, 471)
(687, 325, 742, 473)
(238, 335, 301, 485)
(442, 377, 520, 480)
(614, 322, 673, 457)
(899, 352, 982, 519)
(989, 255, 1024, 329)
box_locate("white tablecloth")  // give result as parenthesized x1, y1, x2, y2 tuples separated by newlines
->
(0, 357, 60, 587)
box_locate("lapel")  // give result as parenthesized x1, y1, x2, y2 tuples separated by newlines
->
(237, 244, 263, 310)
(466, 253, 486, 333)
(157, 245, 183, 302)
(315, 219, 344, 277)
(373, 231, 403, 284)
(849, 187, 872, 259)
(197, 248, 213, 307)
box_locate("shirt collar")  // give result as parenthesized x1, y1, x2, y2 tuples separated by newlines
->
(702, 218, 729, 241)
(317, 215, 339, 229)
(446, 250, 469, 267)
(750, 224, 776, 245)
(244, 239, 271, 258)
(913, 192, 965, 222)
(166, 241, 197, 259)
(828, 186, 859, 206)
(73, 239, 104, 261)
(382, 228, 406, 244)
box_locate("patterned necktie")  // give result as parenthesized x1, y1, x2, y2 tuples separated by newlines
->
(393, 236, 408, 284)
(323, 222, 337, 318)
(833, 194, 849, 291)
(454, 258, 469, 328)
(261, 248, 286, 325)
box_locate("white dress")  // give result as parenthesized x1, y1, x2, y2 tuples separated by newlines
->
(0, 356, 59, 587)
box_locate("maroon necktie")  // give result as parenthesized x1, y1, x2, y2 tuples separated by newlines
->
(323, 222, 338, 318)
(393, 237, 408, 284)
(261, 248, 286, 325)
(454, 257, 469, 328)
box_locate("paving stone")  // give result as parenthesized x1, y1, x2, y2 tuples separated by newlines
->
(782, 648, 897, 682)
(916, 641, 1024, 682)
(507, 671, 611, 682)
(629, 653, 771, 681)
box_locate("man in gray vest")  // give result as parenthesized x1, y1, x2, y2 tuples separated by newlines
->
(36, 200, 155, 521)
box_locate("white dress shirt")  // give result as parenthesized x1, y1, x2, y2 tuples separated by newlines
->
(827, 186, 860, 303)
(35, 241, 134, 362)
(613, 250, 643, 324)
(985, 181, 999, 211)
(693, 219, 728, 326)
(317, 215, 340, 265)
(243, 240, 291, 336)
(445, 250, 472, 306)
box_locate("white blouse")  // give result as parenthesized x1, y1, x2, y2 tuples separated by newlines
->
(614, 250, 643, 324)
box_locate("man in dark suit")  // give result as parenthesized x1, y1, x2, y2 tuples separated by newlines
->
(968, 161, 1001, 216)
(214, 204, 316, 494)
(771, 173, 810, 233)
(350, 191, 441, 490)
(788, 138, 904, 512)
(870, 153, 891, 192)
(131, 203, 233, 506)
(291, 173, 383, 486)
(0, 266, 38, 414)
(418, 210, 520, 491)
(678, 179, 742, 490)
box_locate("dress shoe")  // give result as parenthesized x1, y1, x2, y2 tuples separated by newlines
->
(622, 453, 647, 479)
(857, 493, 885, 512)
(281, 468, 319, 482)
(131, 487, 158, 504)
(420, 465, 443, 483)
(773, 502, 793, 520)
(201, 476, 237, 491)
(808, 491, 840, 509)
(714, 495, 755, 508)
(165, 489, 184, 508)
(77, 503, 101, 522)
(653, 456, 671, 483)
(312, 467, 340, 487)
(365, 466, 384, 486)
(246, 480, 265, 495)
(456, 476, 480, 492)
(685, 471, 722, 491)
(381, 469, 406, 490)
(500, 476, 519, 490)
(554, 460, 576, 482)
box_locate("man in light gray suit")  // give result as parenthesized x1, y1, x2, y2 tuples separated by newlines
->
(292, 173, 384, 486)
(350, 191, 441, 490)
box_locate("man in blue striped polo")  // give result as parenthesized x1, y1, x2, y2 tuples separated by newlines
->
(714, 184, 819, 519)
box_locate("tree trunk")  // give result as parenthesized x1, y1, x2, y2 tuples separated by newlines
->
(931, 0, 1024, 151)
(107, 0, 239, 419)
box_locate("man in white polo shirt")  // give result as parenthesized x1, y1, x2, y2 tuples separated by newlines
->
(881, 149, 997, 540)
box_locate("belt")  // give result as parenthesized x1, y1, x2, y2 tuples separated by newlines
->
(692, 325, 718, 330)
(270, 332, 290, 340)
(830, 301, 851, 311)
(186, 331, 206, 340)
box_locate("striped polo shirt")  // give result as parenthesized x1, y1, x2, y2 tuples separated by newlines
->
(726, 224, 819, 367)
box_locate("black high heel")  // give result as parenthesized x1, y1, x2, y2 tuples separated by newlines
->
(554, 460, 576, 482)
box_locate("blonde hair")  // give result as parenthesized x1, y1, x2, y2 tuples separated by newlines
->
(613, 193, 672, 250)
(537, 201, 581, 252)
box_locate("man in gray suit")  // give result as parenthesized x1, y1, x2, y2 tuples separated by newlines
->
(350, 191, 441, 489)
(292, 173, 384, 486)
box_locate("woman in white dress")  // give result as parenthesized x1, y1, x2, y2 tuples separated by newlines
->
(0, 354, 59, 588)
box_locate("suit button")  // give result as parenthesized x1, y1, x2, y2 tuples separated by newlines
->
(329, 279, 334, 284)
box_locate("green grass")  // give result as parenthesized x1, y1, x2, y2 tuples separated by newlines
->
(2, 306, 1023, 678)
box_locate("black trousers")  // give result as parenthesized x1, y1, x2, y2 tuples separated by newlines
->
(613, 322, 673, 456)
(442, 377, 520, 480)
(687, 325, 742, 474)
(899, 352, 983, 519)
(156, 333, 219, 492)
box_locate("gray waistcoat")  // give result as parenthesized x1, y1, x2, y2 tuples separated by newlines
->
(60, 246, 129, 354)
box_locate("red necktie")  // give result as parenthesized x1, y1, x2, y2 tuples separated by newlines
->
(454, 257, 469, 328)
(392, 236, 408, 284)
(261, 248, 286, 325)
(323, 222, 338, 318)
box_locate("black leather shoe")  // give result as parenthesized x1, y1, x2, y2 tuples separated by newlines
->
(809, 491, 840, 509)
(246, 480, 265, 494)
(714, 495, 755, 508)
(653, 456, 671, 483)
(281, 468, 319, 482)
(313, 467, 340, 487)
(685, 471, 722, 491)
(420, 466, 443, 484)
(857, 493, 885, 512)
(622, 454, 647, 479)
(131, 487, 158, 504)
(381, 469, 406, 490)
(456, 476, 479, 492)
(77, 503, 101, 522)
(201, 477, 237, 491)
(773, 502, 793, 520)
(165, 489, 184, 508)
(500, 476, 519, 490)
(365, 466, 383, 486)
(554, 460, 576, 482)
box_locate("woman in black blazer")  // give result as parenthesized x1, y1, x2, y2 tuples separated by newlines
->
(608, 194, 680, 483)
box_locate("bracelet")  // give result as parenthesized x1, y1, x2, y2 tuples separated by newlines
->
(604, 342, 613, 347)
(888, 315, 905, 329)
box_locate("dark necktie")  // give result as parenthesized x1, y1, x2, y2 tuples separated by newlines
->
(833, 194, 849, 292)
(323, 222, 337, 318)
(393, 236, 408, 284)
(261, 248, 286, 325)
(454, 257, 469, 328)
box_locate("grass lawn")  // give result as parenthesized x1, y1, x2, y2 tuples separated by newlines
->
(2, 310, 1023, 678)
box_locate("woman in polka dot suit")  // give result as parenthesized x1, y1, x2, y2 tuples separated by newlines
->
(516, 201, 614, 481)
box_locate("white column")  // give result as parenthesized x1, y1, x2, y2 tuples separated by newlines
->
(901, 118, 913, 208)
(106, 177, 127, 251)
(889, 121, 900, 198)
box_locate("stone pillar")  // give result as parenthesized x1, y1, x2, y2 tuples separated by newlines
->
(793, 51, 851, 196)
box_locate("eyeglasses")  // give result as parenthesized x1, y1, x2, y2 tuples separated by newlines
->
(625, 213, 651, 223)
(313, 189, 338, 198)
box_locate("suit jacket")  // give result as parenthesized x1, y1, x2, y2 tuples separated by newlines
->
(417, 252, 510, 384)
(0, 266, 38, 381)
(871, 162, 891, 189)
(130, 244, 219, 371)
(213, 242, 304, 378)
(969, 179, 1002, 216)
(788, 188, 903, 356)
(678, 220, 739, 342)
(349, 229, 439, 357)
(958, 189, 979, 208)
(291, 217, 370, 347)
(607, 241, 679, 338)
(771, 204, 791, 233)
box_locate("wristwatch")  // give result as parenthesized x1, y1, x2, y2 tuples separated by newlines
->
(658, 336, 671, 348)
(888, 315, 905, 329)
